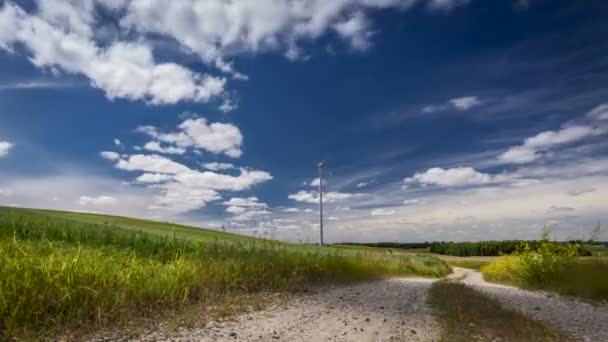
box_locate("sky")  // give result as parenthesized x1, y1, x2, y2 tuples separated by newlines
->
(0, 0, 607, 243)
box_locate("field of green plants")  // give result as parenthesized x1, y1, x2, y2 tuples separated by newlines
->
(0, 207, 450, 339)
(481, 242, 608, 301)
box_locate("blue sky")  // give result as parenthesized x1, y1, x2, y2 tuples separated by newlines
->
(1, 0, 607, 242)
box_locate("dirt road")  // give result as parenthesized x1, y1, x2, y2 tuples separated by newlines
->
(451, 267, 608, 342)
(90, 269, 608, 341)
(99, 278, 440, 342)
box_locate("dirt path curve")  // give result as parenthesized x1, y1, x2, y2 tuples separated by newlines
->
(97, 278, 440, 342)
(450, 267, 608, 342)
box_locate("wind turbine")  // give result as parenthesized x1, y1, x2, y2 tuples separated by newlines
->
(317, 160, 325, 246)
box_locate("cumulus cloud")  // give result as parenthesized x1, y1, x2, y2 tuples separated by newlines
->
(99, 151, 120, 161)
(78, 195, 117, 206)
(102, 151, 272, 213)
(116, 154, 191, 174)
(223, 196, 268, 208)
(499, 125, 605, 164)
(135, 173, 173, 184)
(202, 162, 235, 171)
(309, 178, 327, 187)
(0, 2, 226, 105)
(0, 0, 475, 107)
(223, 196, 270, 222)
(0, 140, 13, 157)
(143, 141, 186, 155)
(288, 190, 361, 204)
(404, 167, 492, 187)
(117, 0, 419, 62)
(587, 103, 608, 121)
(137, 118, 243, 158)
(283, 207, 300, 213)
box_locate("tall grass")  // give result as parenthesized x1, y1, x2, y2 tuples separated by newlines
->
(0, 208, 450, 338)
(481, 242, 608, 301)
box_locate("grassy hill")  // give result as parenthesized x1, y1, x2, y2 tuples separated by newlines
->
(0, 206, 450, 339)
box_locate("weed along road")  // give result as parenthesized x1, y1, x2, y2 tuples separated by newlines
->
(91, 278, 440, 342)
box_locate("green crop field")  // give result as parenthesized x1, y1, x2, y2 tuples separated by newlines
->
(0, 206, 450, 340)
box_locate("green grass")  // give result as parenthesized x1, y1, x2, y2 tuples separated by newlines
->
(428, 281, 572, 341)
(0, 206, 450, 339)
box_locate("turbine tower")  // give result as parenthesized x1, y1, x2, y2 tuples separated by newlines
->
(317, 160, 324, 246)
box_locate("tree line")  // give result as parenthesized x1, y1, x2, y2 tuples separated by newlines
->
(429, 240, 591, 256)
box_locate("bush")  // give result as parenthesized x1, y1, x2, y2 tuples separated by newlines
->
(481, 242, 608, 301)
(481, 242, 578, 286)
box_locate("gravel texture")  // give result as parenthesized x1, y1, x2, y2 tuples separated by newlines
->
(451, 267, 608, 342)
(89, 278, 440, 342)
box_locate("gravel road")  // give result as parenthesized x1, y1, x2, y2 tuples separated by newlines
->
(451, 267, 608, 342)
(90, 278, 440, 342)
(89, 268, 608, 342)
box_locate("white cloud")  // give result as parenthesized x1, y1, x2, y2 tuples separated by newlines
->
(402, 198, 422, 205)
(422, 95, 482, 113)
(288, 190, 361, 204)
(449, 96, 482, 111)
(333, 11, 373, 50)
(0, 80, 75, 90)
(0, 188, 13, 196)
(0, 2, 225, 105)
(223, 196, 268, 208)
(371, 208, 395, 216)
(428, 0, 471, 11)
(283, 207, 300, 213)
(0, 140, 13, 157)
(223, 196, 270, 221)
(405, 167, 492, 187)
(0, 1, 476, 107)
(78, 195, 117, 206)
(498, 146, 538, 164)
(113, 138, 122, 147)
(135, 173, 173, 184)
(499, 125, 604, 164)
(525, 126, 600, 149)
(356, 182, 368, 188)
(115, 154, 191, 174)
(103, 152, 272, 213)
(99, 151, 121, 161)
(202, 162, 235, 171)
(587, 103, 608, 121)
(138, 118, 243, 158)
(117, 0, 420, 64)
(309, 178, 327, 187)
(143, 141, 186, 155)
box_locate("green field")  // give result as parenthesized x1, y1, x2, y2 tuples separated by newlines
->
(0, 206, 450, 339)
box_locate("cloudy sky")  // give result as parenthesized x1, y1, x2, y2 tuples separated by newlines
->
(1, 0, 607, 242)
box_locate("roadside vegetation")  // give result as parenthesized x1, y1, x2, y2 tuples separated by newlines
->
(481, 242, 608, 301)
(0, 207, 450, 339)
(428, 280, 572, 341)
